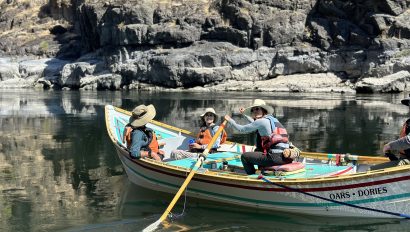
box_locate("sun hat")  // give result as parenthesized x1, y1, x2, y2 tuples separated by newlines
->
(401, 94, 410, 106)
(200, 107, 217, 118)
(243, 99, 274, 116)
(129, 104, 156, 127)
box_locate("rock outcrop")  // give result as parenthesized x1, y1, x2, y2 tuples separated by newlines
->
(0, 0, 409, 93)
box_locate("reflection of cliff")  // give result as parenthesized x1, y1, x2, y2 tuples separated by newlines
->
(140, 93, 409, 156)
(0, 114, 124, 231)
(275, 98, 408, 155)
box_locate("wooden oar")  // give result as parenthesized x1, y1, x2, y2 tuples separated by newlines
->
(301, 151, 389, 164)
(143, 120, 228, 232)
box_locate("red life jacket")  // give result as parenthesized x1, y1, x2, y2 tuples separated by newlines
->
(196, 125, 227, 145)
(261, 115, 289, 155)
(399, 119, 410, 156)
(123, 126, 159, 153)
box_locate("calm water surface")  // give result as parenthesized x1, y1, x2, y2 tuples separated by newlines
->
(0, 89, 409, 231)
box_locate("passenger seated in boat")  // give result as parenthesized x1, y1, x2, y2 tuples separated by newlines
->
(224, 99, 299, 175)
(171, 107, 227, 160)
(382, 94, 410, 166)
(123, 104, 163, 161)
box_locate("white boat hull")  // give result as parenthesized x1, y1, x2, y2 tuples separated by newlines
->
(106, 105, 410, 218)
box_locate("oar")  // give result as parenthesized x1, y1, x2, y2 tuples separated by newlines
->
(300, 151, 389, 164)
(143, 120, 228, 232)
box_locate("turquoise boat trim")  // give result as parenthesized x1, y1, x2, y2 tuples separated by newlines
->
(122, 158, 410, 208)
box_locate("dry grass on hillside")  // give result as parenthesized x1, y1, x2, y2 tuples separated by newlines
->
(0, 1, 69, 54)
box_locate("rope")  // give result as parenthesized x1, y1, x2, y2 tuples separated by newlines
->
(258, 175, 410, 219)
(169, 171, 188, 220)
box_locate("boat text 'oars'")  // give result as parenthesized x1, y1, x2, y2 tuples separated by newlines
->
(259, 175, 410, 219)
(143, 120, 228, 232)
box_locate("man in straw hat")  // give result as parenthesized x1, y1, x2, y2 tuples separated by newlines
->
(123, 104, 163, 161)
(224, 99, 299, 175)
(382, 95, 410, 165)
(171, 107, 227, 160)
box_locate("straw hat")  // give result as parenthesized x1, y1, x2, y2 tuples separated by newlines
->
(243, 99, 274, 116)
(401, 94, 410, 106)
(200, 107, 217, 118)
(129, 104, 156, 127)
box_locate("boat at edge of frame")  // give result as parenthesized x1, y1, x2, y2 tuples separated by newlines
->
(105, 105, 410, 218)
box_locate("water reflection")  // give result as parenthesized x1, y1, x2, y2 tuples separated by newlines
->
(0, 89, 408, 231)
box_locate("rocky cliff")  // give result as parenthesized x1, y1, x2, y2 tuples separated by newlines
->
(0, 0, 410, 93)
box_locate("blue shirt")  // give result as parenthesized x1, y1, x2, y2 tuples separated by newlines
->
(129, 129, 150, 158)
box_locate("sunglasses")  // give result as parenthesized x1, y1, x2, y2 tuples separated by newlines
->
(204, 113, 214, 117)
(251, 107, 263, 113)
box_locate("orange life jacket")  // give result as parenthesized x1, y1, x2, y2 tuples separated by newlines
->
(123, 126, 159, 153)
(196, 125, 227, 145)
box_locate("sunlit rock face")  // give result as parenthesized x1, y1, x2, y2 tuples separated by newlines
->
(0, 0, 409, 92)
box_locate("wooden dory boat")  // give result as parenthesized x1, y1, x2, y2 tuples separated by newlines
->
(105, 105, 410, 218)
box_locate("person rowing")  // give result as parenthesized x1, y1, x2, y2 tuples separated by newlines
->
(224, 99, 299, 175)
(382, 95, 410, 166)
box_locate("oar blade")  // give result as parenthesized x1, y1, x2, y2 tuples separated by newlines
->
(142, 219, 161, 232)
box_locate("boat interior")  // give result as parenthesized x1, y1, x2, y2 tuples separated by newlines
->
(107, 106, 382, 179)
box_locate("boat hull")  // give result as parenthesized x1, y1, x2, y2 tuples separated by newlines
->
(115, 145, 410, 218)
(106, 105, 410, 218)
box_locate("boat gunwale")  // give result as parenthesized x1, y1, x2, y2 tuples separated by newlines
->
(105, 105, 410, 185)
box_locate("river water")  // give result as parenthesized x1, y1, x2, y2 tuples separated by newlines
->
(0, 89, 410, 231)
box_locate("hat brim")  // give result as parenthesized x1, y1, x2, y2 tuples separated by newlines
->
(402, 99, 410, 106)
(129, 105, 156, 127)
(200, 112, 217, 118)
(243, 104, 274, 116)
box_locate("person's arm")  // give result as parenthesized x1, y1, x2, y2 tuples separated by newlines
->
(238, 107, 254, 122)
(243, 114, 254, 123)
(226, 116, 260, 133)
(129, 130, 148, 158)
(384, 135, 410, 152)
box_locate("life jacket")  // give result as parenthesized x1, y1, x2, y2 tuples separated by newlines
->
(196, 125, 227, 145)
(123, 126, 159, 153)
(260, 115, 289, 155)
(399, 118, 410, 158)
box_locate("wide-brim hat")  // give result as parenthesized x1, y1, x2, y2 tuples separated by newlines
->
(401, 94, 410, 106)
(129, 104, 156, 127)
(200, 107, 217, 119)
(243, 99, 274, 116)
